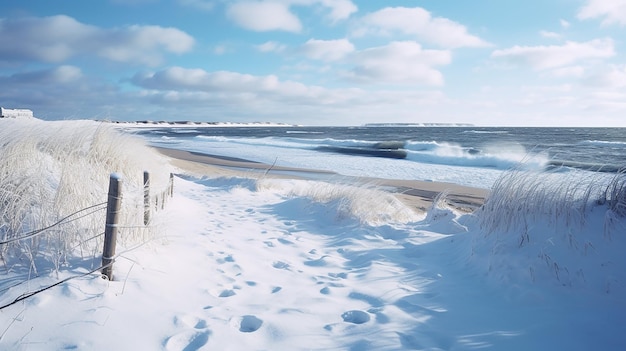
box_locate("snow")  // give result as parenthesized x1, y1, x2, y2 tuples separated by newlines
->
(1, 173, 625, 350)
(1, 118, 625, 350)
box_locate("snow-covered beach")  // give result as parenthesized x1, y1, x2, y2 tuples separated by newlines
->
(1, 119, 625, 350)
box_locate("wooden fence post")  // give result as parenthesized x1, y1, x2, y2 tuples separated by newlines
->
(169, 173, 174, 197)
(102, 173, 122, 281)
(143, 171, 150, 225)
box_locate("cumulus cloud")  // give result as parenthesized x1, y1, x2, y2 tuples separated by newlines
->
(578, 0, 626, 26)
(128, 66, 448, 124)
(0, 15, 194, 65)
(344, 41, 451, 85)
(256, 41, 287, 53)
(352, 7, 490, 49)
(96, 25, 194, 65)
(226, 0, 356, 32)
(315, 0, 358, 22)
(0, 65, 125, 119)
(131, 67, 312, 96)
(491, 38, 615, 70)
(227, 1, 303, 32)
(299, 38, 355, 61)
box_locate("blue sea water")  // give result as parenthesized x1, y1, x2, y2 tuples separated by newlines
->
(130, 126, 626, 189)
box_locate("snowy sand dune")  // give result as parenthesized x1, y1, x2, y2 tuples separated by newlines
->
(3, 174, 623, 350)
(1, 119, 625, 350)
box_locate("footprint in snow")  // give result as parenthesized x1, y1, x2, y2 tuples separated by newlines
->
(219, 289, 236, 298)
(277, 238, 294, 245)
(164, 330, 210, 351)
(174, 315, 208, 329)
(272, 261, 290, 270)
(239, 315, 263, 333)
(216, 254, 235, 264)
(341, 310, 370, 324)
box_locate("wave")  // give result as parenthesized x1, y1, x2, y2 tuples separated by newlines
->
(190, 134, 625, 174)
(462, 130, 509, 134)
(191, 135, 549, 171)
(285, 130, 324, 134)
(578, 140, 626, 148)
(547, 160, 624, 173)
(403, 141, 547, 170)
(196, 135, 399, 150)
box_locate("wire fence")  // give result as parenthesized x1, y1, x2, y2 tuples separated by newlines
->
(0, 171, 175, 311)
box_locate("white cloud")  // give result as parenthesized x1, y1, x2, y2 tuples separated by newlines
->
(97, 25, 194, 65)
(226, 1, 302, 32)
(287, 0, 357, 22)
(551, 66, 586, 78)
(0, 15, 194, 66)
(128, 66, 451, 125)
(491, 38, 614, 70)
(0, 15, 95, 62)
(132, 67, 304, 94)
(352, 7, 490, 49)
(316, 0, 357, 22)
(583, 65, 626, 88)
(299, 38, 355, 61)
(578, 0, 626, 26)
(540, 30, 561, 39)
(130, 66, 446, 112)
(344, 41, 451, 85)
(560, 19, 571, 28)
(226, 0, 357, 32)
(256, 41, 287, 53)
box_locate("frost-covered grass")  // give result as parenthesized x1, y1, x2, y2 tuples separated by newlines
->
(0, 118, 173, 275)
(255, 178, 423, 226)
(470, 168, 626, 295)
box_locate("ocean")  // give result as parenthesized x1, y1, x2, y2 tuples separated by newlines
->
(129, 126, 626, 189)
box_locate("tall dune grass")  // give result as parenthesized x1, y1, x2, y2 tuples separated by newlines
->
(255, 178, 423, 225)
(0, 118, 173, 274)
(470, 167, 626, 295)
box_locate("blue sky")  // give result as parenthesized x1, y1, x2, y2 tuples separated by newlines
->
(1, 0, 625, 126)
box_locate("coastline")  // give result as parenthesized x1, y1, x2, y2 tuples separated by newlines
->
(155, 146, 488, 212)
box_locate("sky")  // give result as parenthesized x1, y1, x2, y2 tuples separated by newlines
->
(0, 0, 625, 126)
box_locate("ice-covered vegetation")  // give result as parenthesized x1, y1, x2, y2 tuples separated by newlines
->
(469, 168, 626, 295)
(0, 118, 173, 275)
(255, 178, 423, 225)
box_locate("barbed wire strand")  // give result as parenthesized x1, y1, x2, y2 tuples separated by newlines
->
(0, 231, 169, 311)
(0, 176, 176, 311)
(0, 202, 108, 245)
(0, 262, 111, 311)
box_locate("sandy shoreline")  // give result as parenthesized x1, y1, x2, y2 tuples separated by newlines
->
(155, 146, 488, 212)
